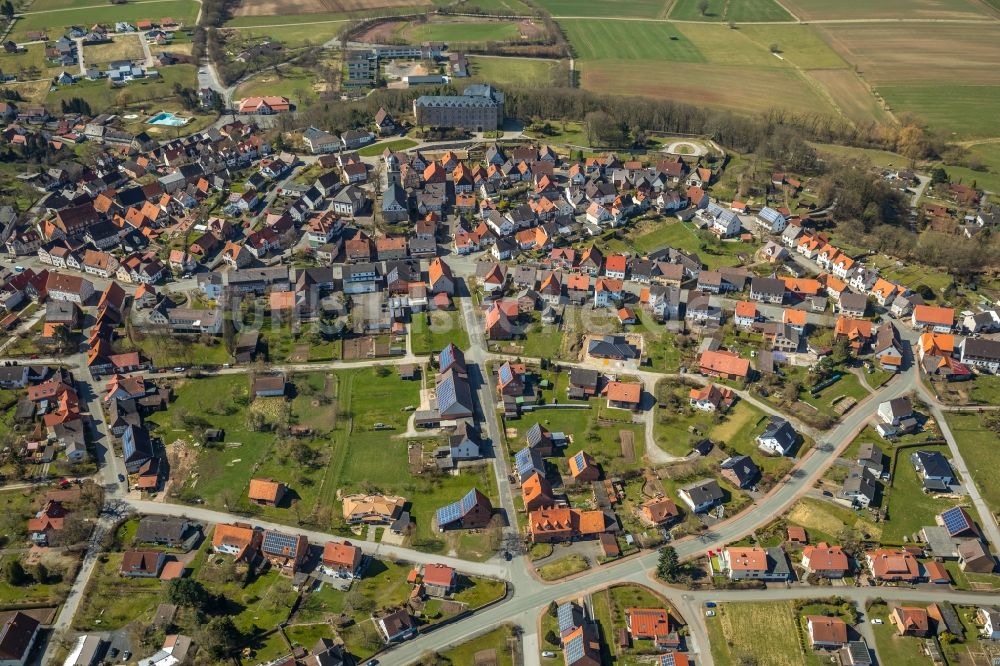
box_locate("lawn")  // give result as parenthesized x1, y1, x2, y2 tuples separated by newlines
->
(507, 398, 645, 477)
(82, 35, 145, 65)
(72, 553, 163, 631)
(967, 375, 1000, 405)
(800, 371, 869, 415)
(785, 497, 882, 544)
(882, 443, 963, 541)
(468, 55, 566, 87)
(945, 412, 1000, 514)
(867, 602, 935, 666)
(46, 65, 199, 114)
(357, 138, 417, 157)
(11, 0, 200, 40)
(630, 220, 756, 269)
(536, 554, 589, 581)
(712, 601, 806, 666)
(440, 625, 516, 666)
(234, 67, 323, 106)
(409, 309, 468, 355)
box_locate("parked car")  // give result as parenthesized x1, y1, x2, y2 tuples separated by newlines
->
(541, 652, 556, 658)
(871, 619, 883, 625)
(706, 610, 716, 617)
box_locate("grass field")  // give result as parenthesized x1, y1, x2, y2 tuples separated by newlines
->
(883, 443, 961, 543)
(781, 0, 992, 21)
(403, 19, 522, 44)
(786, 497, 882, 544)
(712, 601, 805, 666)
(11, 0, 199, 40)
(534, 0, 670, 17)
(631, 220, 755, 269)
(468, 55, 565, 87)
(234, 67, 323, 105)
(946, 412, 1000, 514)
(562, 20, 706, 62)
(158, 369, 500, 559)
(357, 138, 417, 156)
(536, 554, 589, 581)
(738, 24, 848, 69)
(409, 309, 468, 355)
(0, 43, 55, 79)
(228, 22, 348, 45)
(441, 626, 515, 666)
(46, 65, 198, 114)
(878, 84, 1000, 139)
(671, 0, 792, 21)
(233, 0, 432, 17)
(82, 35, 145, 66)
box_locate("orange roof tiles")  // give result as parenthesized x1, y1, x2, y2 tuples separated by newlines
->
(605, 381, 641, 404)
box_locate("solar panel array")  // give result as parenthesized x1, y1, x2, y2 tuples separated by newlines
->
(458, 488, 479, 513)
(263, 530, 299, 556)
(557, 603, 576, 635)
(573, 451, 586, 470)
(498, 363, 513, 384)
(436, 500, 462, 526)
(437, 375, 457, 410)
(439, 343, 456, 369)
(659, 654, 678, 666)
(564, 633, 584, 664)
(941, 506, 971, 536)
(515, 448, 544, 481)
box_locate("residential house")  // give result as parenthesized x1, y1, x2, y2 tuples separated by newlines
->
(678, 478, 724, 513)
(801, 543, 851, 578)
(757, 416, 797, 456)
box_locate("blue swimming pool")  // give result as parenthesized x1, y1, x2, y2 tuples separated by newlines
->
(148, 111, 190, 126)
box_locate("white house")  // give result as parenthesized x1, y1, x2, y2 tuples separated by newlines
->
(756, 416, 797, 456)
(756, 207, 787, 234)
(977, 607, 1000, 640)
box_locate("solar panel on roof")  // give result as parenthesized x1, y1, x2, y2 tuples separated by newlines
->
(459, 488, 478, 513)
(573, 452, 586, 469)
(437, 376, 456, 408)
(557, 603, 576, 634)
(940, 507, 971, 535)
(440, 343, 455, 368)
(564, 634, 584, 663)
(499, 363, 513, 384)
(263, 531, 299, 555)
(436, 500, 462, 526)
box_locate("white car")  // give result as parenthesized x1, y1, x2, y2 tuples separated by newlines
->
(870, 618, 884, 625)
(541, 652, 556, 658)
(706, 610, 716, 617)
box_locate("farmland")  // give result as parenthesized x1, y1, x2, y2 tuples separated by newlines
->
(781, 0, 994, 21)
(533, 0, 671, 18)
(232, 0, 432, 18)
(670, 0, 793, 21)
(563, 20, 832, 116)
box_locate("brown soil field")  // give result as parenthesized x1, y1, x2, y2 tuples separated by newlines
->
(781, 0, 994, 21)
(234, 0, 429, 17)
(356, 19, 405, 43)
(806, 68, 891, 126)
(817, 23, 1000, 85)
(581, 61, 828, 116)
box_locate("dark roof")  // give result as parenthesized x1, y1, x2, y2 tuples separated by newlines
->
(750, 277, 785, 297)
(720, 455, 760, 488)
(136, 516, 188, 543)
(0, 612, 39, 662)
(569, 367, 600, 389)
(587, 335, 638, 359)
(680, 478, 724, 505)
